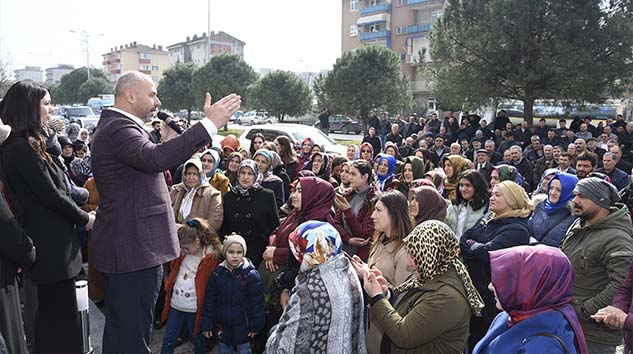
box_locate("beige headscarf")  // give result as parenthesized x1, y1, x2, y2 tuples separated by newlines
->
(491, 181, 534, 220)
(395, 220, 484, 316)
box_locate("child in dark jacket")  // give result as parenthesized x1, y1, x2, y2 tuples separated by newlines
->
(201, 234, 264, 354)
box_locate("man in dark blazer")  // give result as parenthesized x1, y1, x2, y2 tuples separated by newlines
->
(475, 149, 494, 182)
(90, 71, 240, 353)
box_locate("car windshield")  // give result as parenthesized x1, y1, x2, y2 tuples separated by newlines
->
(67, 107, 94, 116)
(291, 129, 337, 147)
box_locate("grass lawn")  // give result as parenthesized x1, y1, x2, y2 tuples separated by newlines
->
(333, 138, 358, 146)
(217, 127, 244, 136)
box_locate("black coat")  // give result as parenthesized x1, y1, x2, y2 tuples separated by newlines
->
(220, 187, 280, 268)
(0, 136, 88, 284)
(0, 194, 35, 354)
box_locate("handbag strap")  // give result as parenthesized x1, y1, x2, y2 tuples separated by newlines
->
(523, 332, 570, 354)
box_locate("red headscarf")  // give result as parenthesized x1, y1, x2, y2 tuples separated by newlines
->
(490, 245, 588, 354)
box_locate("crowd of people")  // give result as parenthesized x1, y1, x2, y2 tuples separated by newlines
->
(1, 74, 633, 354)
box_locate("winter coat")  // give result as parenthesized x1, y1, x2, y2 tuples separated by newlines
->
(0, 136, 89, 284)
(460, 216, 531, 312)
(370, 268, 471, 353)
(333, 185, 378, 260)
(612, 260, 633, 353)
(261, 177, 285, 208)
(170, 183, 223, 232)
(528, 201, 575, 247)
(220, 187, 280, 268)
(200, 259, 265, 346)
(561, 204, 633, 346)
(473, 311, 578, 354)
(0, 194, 35, 354)
(366, 239, 411, 354)
(162, 249, 220, 334)
(446, 203, 488, 240)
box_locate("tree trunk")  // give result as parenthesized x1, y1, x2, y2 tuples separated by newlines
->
(523, 97, 535, 128)
(187, 109, 192, 122)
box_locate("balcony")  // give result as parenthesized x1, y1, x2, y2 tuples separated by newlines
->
(405, 23, 431, 34)
(360, 29, 391, 42)
(361, 3, 391, 15)
(406, 0, 443, 10)
(411, 80, 431, 93)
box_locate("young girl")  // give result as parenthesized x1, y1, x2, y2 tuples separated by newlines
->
(201, 234, 265, 354)
(161, 218, 222, 354)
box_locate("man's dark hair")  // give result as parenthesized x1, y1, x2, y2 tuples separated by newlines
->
(577, 152, 598, 167)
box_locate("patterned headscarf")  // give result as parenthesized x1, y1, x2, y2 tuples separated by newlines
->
(535, 167, 559, 195)
(395, 220, 484, 316)
(289, 220, 342, 272)
(253, 149, 274, 178)
(442, 155, 474, 201)
(360, 142, 374, 162)
(234, 159, 263, 195)
(493, 164, 524, 185)
(375, 153, 397, 191)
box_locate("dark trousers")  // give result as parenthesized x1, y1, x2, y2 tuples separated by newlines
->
(34, 278, 82, 353)
(102, 265, 162, 354)
(160, 308, 204, 354)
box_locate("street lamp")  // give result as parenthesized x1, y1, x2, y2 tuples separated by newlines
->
(69, 30, 104, 80)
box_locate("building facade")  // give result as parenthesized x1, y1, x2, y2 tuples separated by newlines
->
(166, 31, 245, 67)
(45, 64, 75, 85)
(341, 0, 444, 109)
(102, 42, 170, 85)
(14, 66, 44, 82)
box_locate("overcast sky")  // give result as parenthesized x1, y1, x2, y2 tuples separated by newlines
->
(0, 0, 342, 77)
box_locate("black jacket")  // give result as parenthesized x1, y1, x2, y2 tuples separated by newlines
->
(0, 136, 88, 284)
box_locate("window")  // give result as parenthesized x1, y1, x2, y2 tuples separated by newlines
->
(139, 52, 152, 60)
(431, 10, 442, 22)
(152, 66, 159, 71)
(350, 0, 359, 11)
(140, 64, 151, 71)
(396, 0, 404, 5)
(395, 26, 404, 35)
(350, 24, 358, 36)
(428, 97, 437, 112)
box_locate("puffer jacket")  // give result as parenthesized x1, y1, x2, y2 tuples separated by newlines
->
(528, 201, 576, 247)
(200, 259, 265, 346)
(561, 204, 633, 346)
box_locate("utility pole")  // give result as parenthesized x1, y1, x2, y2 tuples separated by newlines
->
(69, 30, 103, 80)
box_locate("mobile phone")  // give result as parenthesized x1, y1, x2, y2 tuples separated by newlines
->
(341, 251, 353, 260)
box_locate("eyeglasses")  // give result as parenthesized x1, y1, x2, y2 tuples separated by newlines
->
(361, 150, 371, 153)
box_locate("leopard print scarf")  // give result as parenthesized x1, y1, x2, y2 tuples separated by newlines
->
(395, 220, 484, 316)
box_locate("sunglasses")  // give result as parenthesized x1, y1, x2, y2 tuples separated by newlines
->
(361, 150, 371, 153)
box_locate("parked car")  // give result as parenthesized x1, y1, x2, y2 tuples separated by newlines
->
(313, 114, 363, 134)
(238, 124, 347, 156)
(59, 106, 100, 131)
(236, 110, 272, 125)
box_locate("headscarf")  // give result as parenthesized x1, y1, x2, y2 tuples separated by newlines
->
(375, 153, 397, 191)
(544, 172, 578, 215)
(359, 142, 374, 162)
(178, 158, 209, 222)
(384, 142, 401, 161)
(402, 156, 426, 184)
(492, 181, 534, 219)
(78, 128, 90, 144)
(271, 177, 336, 247)
(307, 152, 331, 180)
(233, 159, 262, 195)
(409, 186, 447, 225)
(200, 148, 222, 178)
(396, 220, 484, 316)
(225, 151, 244, 186)
(442, 155, 474, 201)
(535, 168, 559, 195)
(347, 144, 360, 160)
(221, 134, 241, 153)
(269, 151, 284, 170)
(289, 220, 342, 272)
(253, 149, 275, 180)
(424, 168, 446, 196)
(299, 137, 314, 161)
(493, 164, 524, 185)
(490, 245, 588, 354)
(410, 178, 435, 189)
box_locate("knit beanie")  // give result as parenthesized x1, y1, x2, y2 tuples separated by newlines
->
(222, 233, 247, 257)
(574, 177, 620, 210)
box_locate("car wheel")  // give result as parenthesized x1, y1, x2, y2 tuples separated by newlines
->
(341, 126, 349, 134)
(237, 119, 242, 125)
(266, 120, 272, 124)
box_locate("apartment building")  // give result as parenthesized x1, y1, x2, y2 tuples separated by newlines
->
(341, 0, 444, 109)
(14, 66, 44, 82)
(166, 31, 245, 67)
(45, 64, 75, 85)
(102, 42, 170, 85)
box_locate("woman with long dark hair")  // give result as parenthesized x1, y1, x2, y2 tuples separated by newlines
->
(274, 136, 298, 181)
(0, 81, 95, 353)
(446, 170, 490, 240)
(249, 132, 267, 158)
